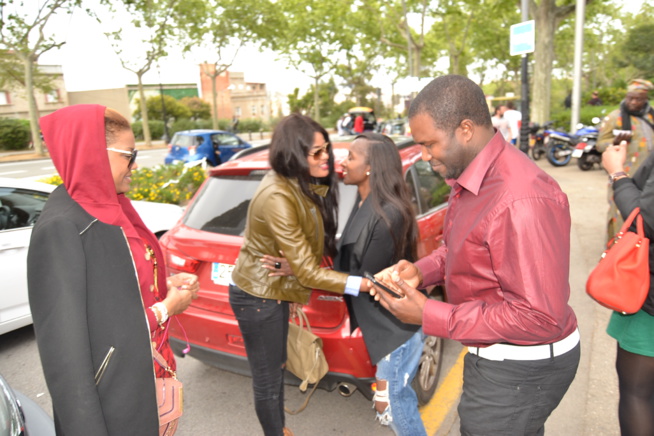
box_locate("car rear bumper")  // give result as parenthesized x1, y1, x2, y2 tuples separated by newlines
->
(169, 337, 375, 400)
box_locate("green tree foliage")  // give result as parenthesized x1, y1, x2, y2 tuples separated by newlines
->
(620, 23, 654, 79)
(132, 95, 192, 125)
(180, 96, 212, 120)
(0, 0, 80, 155)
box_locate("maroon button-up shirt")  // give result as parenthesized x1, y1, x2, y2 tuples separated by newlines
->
(415, 132, 578, 347)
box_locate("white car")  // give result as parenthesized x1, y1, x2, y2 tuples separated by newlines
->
(0, 177, 184, 335)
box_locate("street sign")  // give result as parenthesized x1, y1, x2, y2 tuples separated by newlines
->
(510, 20, 535, 56)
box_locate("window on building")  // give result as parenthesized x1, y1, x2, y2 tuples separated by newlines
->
(0, 91, 9, 105)
(45, 89, 60, 103)
(251, 105, 256, 116)
(260, 105, 265, 116)
(235, 107, 241, 117)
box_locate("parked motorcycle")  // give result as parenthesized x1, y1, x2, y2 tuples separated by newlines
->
(546, 123, 599, 167)
(528, 121, 553, 161)
(572, 117, 602, 171)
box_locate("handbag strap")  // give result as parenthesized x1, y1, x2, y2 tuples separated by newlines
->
(284, 380, 320, 415)
(152, 344, 177, 379)
(616, 207, 645, 239)
(290, 308, 312, 332)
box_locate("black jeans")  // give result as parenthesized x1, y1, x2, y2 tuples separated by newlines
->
(458, 343, 580, 436)
(229, 285, 289, 436)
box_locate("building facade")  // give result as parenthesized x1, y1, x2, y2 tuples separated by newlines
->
(198, 66, 271, 123)
(0, 65, 68, 119)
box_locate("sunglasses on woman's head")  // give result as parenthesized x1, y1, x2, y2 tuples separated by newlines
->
(107, 148, 138, 167)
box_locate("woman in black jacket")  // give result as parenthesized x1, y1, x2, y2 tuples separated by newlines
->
(602, 141, 654, 436)
(264, 133, 426, 435)
(28, 105, 198, 436)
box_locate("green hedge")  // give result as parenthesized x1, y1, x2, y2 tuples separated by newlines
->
(549, 105, 616, 130)
(0, 118, 32, 150)
(131, 120, 165, 140)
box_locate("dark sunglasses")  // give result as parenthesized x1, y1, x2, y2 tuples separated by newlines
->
(107, 147, 138, 167)
(308, 142, 330, 160)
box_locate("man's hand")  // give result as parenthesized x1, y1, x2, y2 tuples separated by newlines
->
(376, 260, 422, 289)
(373, 271, 427, 325)
(612, 131, 633, 146)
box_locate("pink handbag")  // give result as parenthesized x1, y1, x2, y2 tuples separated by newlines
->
(153, 348, 183, 436)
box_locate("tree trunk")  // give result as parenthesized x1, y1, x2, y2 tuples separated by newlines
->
(137, 73, 151, 146)
(531, 0, 578, 124)
(314, 76, 320, 121)
(23, 56, 44, 155)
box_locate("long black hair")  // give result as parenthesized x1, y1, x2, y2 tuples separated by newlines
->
(355, 132, 418, 262)
(268, 114, 339, 257)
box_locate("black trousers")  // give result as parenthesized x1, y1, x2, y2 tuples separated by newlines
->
(458, 343, 580, 436)
(229, 285, 289, 436)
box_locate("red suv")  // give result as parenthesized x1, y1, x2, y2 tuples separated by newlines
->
(160, 136, 451, 403)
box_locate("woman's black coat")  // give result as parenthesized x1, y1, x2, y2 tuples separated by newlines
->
(334, 197, 420, 364)
(27, 186, 159, 436)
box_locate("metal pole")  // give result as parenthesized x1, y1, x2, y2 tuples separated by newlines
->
(519, 0, 530, 154)
(570, 0, 586, 132)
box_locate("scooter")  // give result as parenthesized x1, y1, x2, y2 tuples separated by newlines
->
(572, 117, 602, 171)
(529, 121, 553, 161)
(546, 123, 599, 167)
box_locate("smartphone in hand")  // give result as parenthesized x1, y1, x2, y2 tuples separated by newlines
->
(364, 272, 404, 299)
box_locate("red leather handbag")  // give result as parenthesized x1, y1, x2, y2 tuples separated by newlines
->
(586, 207, 650, 314)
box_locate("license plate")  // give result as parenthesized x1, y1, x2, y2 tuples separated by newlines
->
(572, 149, 584, 158)
(212, 263, 235, 286)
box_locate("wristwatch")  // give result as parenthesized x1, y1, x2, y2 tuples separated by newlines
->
(609, 171, 628, 184)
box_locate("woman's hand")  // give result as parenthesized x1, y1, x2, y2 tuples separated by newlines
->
(289, 302, 302, 318)
(602, 141, 628, 175)
(163, 273, 199, 316)
(260, 251, 293, 277)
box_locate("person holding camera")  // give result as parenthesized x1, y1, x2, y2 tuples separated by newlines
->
(597, 79, 654, 240)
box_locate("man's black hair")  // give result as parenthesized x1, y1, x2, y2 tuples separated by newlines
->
(409, 75, 492, 134)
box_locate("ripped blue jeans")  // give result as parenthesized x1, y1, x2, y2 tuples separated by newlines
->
(375, 329, 427, 436)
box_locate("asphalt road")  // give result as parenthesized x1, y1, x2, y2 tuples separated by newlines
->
(0, 151, 621, 435)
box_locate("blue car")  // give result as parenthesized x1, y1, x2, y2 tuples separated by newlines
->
(164, 130, 252, 166)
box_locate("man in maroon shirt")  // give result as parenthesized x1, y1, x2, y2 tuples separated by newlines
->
(374, 75, 580, 435)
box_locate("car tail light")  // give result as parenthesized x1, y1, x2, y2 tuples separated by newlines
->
(166, 250, 200, 273)
(167, 143, 172, 151)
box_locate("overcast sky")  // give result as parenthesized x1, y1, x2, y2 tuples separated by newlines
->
(38, 6, 312, 97)
(37, 0, 645, 100)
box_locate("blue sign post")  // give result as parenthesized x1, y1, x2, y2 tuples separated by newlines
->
(510, 20, 535, 56)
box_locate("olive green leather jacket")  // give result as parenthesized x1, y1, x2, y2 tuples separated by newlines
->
(231, 171, 348, 304)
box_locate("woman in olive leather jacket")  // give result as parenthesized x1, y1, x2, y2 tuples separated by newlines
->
(229, 114, 368, 436)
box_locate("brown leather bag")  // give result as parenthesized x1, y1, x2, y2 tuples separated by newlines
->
(586, 207, 650, 314)
(153, 347, 183, 436)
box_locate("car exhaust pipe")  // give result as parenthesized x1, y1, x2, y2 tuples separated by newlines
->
(337, 383, 357, 397)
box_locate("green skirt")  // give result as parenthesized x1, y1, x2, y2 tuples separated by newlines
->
(607, 309, 654, 357)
